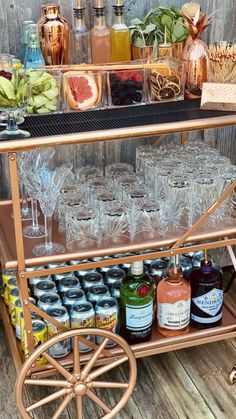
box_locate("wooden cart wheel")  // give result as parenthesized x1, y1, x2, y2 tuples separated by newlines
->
(16, 328, 137, 419)
(229, 366, 236, 385)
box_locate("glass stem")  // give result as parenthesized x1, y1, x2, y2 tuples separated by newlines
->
(34, 199, 39, 229)
(6, 111, 18, 132)
(21, 183, 29, 214)
(44, 215, 52, 248)
(31, 198, 35, 228)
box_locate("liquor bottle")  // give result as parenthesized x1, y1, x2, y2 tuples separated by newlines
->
(22, 20, 34, 61)
(38, 4, 69, 65)
(70, 0, 91, 64)
(157, 255, 191, 337)
(120, 260, 154, 344)
(91, 0, 111, 64)
(24, 24, 45, 69)
(190, 256, 223, 329)
(111, 0, 131, 62)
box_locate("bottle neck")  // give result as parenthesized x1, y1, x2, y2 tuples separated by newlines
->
(113, 6, 125, 25)
(43, 6, 60, 19)
(73, 9, 86, 30)
(167, 255, 182, 278)
(94, 8, 107, 28)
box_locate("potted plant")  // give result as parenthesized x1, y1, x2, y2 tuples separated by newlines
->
(129, 17, 163, 60)
(144, 6, 189, 59)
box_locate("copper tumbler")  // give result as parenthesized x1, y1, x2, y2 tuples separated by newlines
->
(38, 4, 69, 65)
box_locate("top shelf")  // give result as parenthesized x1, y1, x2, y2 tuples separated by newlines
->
(0, 100, 235, 153)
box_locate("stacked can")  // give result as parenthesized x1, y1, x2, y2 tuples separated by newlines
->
(21, 320, 47, 365)
(46, 307, 71, 358)
(95, 297, 119, 348)
(70, 302, 95, 353)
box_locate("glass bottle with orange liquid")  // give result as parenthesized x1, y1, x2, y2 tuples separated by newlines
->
(157, 255, 191, 337)
(111, 0, 131, 62)
(91, 0, 111, 64)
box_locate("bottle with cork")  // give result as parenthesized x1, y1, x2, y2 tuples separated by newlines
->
(157, 255, 191, 337)
(70, 0, 91, 64)
(111, 0, 131, 62)
(91, 0, 111, 64)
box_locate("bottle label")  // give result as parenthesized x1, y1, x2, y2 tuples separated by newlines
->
(192, 288, 223, 317)
(191, 312, 222, 324)
(158, 300, 191, 330)
(126, 302, 153, 331)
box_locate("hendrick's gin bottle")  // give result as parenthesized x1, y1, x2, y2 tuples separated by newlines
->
(190, 258, 223, 329)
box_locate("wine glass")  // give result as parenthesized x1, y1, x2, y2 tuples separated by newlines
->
(0, 68, 31, 139)
(33, 162, 73, 256)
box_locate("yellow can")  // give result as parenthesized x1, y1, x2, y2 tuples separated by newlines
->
(9, 288, 19, 326)
(6, 277, 17, 307)
(15, 297, 36, 340)
(20, 310, 41, 341)
(21, 320, 47, 365)
(2, 270, 16, 306)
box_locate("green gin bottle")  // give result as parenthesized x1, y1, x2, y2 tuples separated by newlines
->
(120, 260, 154, 344)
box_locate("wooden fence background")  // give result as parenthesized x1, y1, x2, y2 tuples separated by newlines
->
(0, 0, 236, 197)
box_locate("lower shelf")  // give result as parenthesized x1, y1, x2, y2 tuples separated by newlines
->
(1, 295, 236, 379)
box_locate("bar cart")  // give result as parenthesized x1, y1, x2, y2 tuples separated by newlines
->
(0, 87, 236, 418)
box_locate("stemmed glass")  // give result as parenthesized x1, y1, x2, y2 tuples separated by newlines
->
(20, 148, 56, 238)
(0, 68, 31, 139)
(33, 162, 73, 256)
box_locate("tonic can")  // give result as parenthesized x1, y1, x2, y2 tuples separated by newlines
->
(70, 302, 95, 353)
(110, 281, 121, 299)
(9, 288, 19, 325)
(180, 255, 193, 279)
(95, 297, 119, 347)
(15, 297, 36, 340)
(47, 261, 68, 270)
(62, 289, 87, 312)
(20, 310, 41, 341)
(87, 285, 110, 306)
(6, 277, 18, 306)
(98, 263, 119, 278)
(114, 253, 135, 272)
(46, 307, 71, 358)
(76, 267, 97, 281)
(53, 271, 75, 287)
(149, 259, 168, 282)
(58, 277, 81, 297)
(26, 265, 46, 273)
(29, 274, 51, 293)
(21, 320, 47, 365)
(182, 243, 200, 259)
(38, 292, 62, 312)
(2, 269, 16, 305)
(34, 280, 57, 300)
(82, 272, 103, 292)
(105, 268, 125, 286)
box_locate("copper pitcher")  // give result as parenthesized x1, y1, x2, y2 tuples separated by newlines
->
(38, 4, 69, 65)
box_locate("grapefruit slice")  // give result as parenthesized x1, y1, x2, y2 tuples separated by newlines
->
(64, 71, 98, 110)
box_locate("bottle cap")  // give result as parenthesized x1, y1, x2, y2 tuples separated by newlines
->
(114, 0, 124, 6)
(200, 259, 213, 273)
(131, 260, 143, 275)
(76, 0, 85, 8)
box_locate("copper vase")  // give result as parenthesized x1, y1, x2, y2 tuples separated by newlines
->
(182, 38, 209, 99)
(131, 45, 154, 61)
(38, 4, 69, 65)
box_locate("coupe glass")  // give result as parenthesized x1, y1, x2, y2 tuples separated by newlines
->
(0, 69, 31, 139)
(33, 163, 73, 256)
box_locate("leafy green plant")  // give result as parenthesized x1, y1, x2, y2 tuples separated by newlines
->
(145, 6, 189, 43)
(129, 17, 163, 50)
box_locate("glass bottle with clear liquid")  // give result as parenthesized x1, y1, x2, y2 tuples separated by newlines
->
(24, 23, 45, 69)
(91, 0, 111, 64)
(70, 0, 91, 64)
(111, 0, 131, 62)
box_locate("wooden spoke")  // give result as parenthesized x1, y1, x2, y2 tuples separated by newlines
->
(73, 336, 80, 376)
(89, 356, 128, 381)
(52, 393, 74, 419)
(86, 389, 111, 414)
(81, 338, 109, 380)
(25, 379, 71, 388)
(76, 395, 83, 419)
(89, 381, 129, 389)
(26, 388, 71, 412)
(43, 352, 72, 381)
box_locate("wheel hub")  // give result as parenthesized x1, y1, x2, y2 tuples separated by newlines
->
(73, 382, 87, 396)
